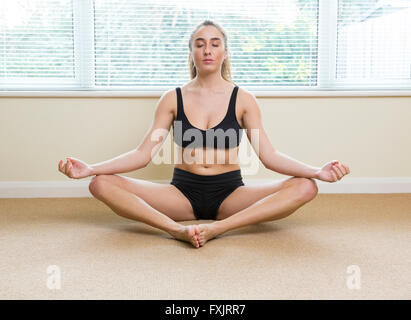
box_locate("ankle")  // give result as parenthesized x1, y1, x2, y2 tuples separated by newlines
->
(212, 220, 227, 236)
(167, 222, 184, 234)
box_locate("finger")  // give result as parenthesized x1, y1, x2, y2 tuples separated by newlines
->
(60, 160, 67, 174)
(332, 165, 342, 179)
(330, 169, 338, 182)
(341, 163, 350, 174)
(66, 165, 72, 178)
(64, 159, 70, 176)
(67, 160, 73, 177)
(335, 164, 346, 175)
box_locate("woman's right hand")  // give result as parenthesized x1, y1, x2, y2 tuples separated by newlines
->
(58, 157, 94, 179)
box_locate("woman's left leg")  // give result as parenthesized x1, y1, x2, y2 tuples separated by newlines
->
(197, 177, 318, 246)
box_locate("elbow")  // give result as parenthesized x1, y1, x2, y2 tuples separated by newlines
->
(260, 157, 270, 170)
(135, 161, 149, 171)
(260, 158, 267, 169)
(143, 155, 153, 168)
(261, 161, 269, 170)
(134, 149, 151, 169)
(141, 158, 150, 168)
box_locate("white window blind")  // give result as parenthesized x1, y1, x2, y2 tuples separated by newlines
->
(0, 0, 410, 92)
(0, 0, 76, 89)
(93, 0, 318, 88)
(335, 0, 411, 89)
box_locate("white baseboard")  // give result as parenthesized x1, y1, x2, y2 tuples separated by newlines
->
(0, 177, 410, 198)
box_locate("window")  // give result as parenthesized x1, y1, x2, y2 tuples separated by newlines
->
(335, 0, 411, 89)
(0, 0, 76, 89)
(0, 0, 410, 92)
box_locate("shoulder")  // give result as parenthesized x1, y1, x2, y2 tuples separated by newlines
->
(154, 88, 177, 118)
(237, 86, 259, 115)
(237, 86, 256, 103)
(160, 87, 177, 102)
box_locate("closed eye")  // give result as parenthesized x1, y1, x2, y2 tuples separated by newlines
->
(196, 45, 219, 48)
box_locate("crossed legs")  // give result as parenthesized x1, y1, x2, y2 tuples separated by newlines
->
(88, 174, 318, 248)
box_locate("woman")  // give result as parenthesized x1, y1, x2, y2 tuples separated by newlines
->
(58, 20, 350, 248)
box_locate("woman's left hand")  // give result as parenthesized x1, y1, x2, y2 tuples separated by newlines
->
(314, 160, 350, 182)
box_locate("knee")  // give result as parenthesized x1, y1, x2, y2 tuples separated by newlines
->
(88, 175, 112, 197)
(299, 178, 318, 201)
(293, 178, 318, 202)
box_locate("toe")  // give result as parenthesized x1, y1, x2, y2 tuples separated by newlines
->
(188, 226, 196, 237)
(192, 234, 199, 248)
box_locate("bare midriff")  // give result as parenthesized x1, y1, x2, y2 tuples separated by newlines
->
(174, 145, 241, 175)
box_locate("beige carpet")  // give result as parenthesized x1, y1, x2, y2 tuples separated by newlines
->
(1, 194, 410, 300)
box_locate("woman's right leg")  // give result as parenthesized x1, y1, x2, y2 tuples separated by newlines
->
(88, 174, 201, 247)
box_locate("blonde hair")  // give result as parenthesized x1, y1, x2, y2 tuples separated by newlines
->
(188, 20, 235, 85)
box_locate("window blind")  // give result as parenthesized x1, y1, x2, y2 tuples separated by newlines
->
(0, 0, 75, 88)
(93, 0, 319, 88)
(0, 0, 410, 91)
(336, 0, 411, 88)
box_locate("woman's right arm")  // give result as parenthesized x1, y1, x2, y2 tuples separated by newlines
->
(89, 89, 176, 176)
(59, 89, 176, 179)
(88, 148, 147, 176)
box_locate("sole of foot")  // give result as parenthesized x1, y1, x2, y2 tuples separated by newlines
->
(169, 225, 201, 248)
(197, 223, 219, 247)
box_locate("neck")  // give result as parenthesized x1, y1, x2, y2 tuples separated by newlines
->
(191, 73, 229, 90)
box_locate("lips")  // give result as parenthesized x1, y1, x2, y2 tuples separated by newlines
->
(203, 59, 213, 62)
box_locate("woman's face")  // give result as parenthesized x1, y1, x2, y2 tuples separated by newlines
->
(191, 25, 227, 74)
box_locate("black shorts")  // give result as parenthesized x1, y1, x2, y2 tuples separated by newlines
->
(170, 167, 245, 220)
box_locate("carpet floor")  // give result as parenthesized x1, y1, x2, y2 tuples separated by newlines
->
(1, 194, 410, 299)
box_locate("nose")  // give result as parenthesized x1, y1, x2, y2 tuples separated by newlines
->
(203, 45, 212, 55)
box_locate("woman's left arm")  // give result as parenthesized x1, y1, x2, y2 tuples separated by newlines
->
(240, 90, 350, 182)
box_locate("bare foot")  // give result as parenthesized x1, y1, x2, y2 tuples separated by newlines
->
(197, 223, 220, 247)
(168, 225, 201, 248)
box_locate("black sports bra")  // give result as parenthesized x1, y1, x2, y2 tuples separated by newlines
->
(172, 86, 243, 149)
